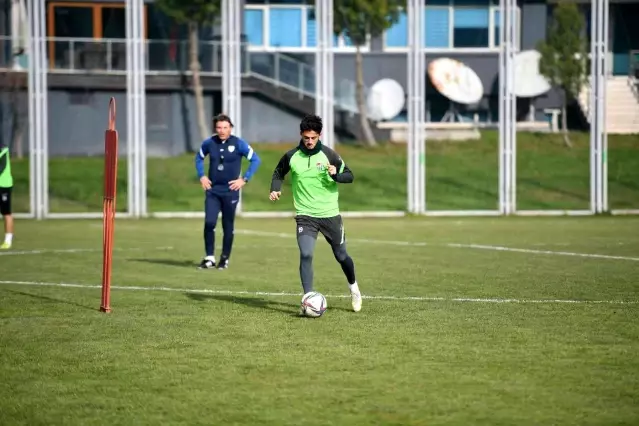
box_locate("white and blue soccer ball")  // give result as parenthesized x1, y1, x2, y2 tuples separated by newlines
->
(300, 291, 327, 318)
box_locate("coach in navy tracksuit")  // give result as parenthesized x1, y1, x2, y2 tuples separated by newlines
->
(194, 114, 261, 270)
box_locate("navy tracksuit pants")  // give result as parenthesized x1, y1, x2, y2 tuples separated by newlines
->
(204, 190, 239, 258)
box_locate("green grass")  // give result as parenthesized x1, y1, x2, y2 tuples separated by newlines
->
(8, 131, 639, 213)
(1, 216, 639, 425)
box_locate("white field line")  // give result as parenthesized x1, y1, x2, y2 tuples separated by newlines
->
(0, 280, 637, 305)
(0, 246, 174, 257)
(235, 229, 639, 262)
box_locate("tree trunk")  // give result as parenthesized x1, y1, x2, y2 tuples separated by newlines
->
(355, 45, 376, 147)
(189, 22, 209, 141)
(561, 92, 572, 148)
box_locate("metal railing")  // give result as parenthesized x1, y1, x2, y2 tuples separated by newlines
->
(0, 36, 360, 113)
(248, 51, 359, 113)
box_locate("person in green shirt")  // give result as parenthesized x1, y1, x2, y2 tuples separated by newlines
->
(0, 145, 14, 249)
(269, 114, 362, 313)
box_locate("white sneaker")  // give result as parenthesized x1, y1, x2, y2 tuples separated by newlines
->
(351, 291, 362, 312)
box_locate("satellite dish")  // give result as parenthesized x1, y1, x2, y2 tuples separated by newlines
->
(428, 58, 484, 104)
(514, 50, 551, 97)
(366, 78, 405, 121)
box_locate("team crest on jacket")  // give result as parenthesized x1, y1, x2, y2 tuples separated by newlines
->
(228, 145, 235, 152)
(316, 162, 326, 171)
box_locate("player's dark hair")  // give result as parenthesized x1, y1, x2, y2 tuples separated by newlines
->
(213, 113, 233, 127)
(300, 114, 322, 134)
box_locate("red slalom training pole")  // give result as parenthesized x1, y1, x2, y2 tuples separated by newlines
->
(101, 97, 118, 313)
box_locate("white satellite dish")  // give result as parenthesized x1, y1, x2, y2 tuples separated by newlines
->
(428, 58, 484, 105)
(514, 50, 551, 97)
(366, 78, 405, 121)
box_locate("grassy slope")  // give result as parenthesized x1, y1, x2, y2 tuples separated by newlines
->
(8, 131, 639, 213)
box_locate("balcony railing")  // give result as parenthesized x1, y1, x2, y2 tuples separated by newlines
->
(0, 36, 360, 113)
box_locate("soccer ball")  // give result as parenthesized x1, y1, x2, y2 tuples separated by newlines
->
(300, 291, 327, 318)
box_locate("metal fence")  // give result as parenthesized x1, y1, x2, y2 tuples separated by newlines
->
(8, 0, 638, 220)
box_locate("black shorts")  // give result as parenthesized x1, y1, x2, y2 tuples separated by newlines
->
(295, 215, 345, 247)
(0, 187, 11, 215)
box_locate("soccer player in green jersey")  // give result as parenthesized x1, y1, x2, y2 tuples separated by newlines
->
(269, 114, 362, 312)
(0, 144, 14, 249)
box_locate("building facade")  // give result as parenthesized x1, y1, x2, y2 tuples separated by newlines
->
(0, 0, 638, 156)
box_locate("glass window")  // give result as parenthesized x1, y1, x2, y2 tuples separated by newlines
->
(247, 0, 307, 3)
(306, 9, 316, 47)
(454, 0, 490, 5)
(424, 8, 450, 48)
(269, 7, 302, 47)
(102, 7, 126, 39)
(244, 9, 264, 45)
(53, 6, 94, 38)
(494, 9, 500, 46)
(342, 33, 354, 47)
(453, 8, 489, 47)
(146, 4, 175, 40)
(385, 12, 407, 47)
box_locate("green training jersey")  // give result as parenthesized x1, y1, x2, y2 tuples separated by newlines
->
(0, 147, 13, 188)
(270, 141, 354, 218)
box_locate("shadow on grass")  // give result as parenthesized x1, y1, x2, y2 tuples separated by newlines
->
(2, 289, 95, 311)
(185, 293, 351, 316)
(131, 258, 198, 269)
(186, 292, 298, 315)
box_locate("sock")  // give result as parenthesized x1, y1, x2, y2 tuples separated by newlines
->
(300, 256, 314, 294)
(298, 234, 316, 294)
(4, 233, 12, 244)
(339, 255, 356, 285)
(205, 255, 215, 262)
(348, 282, 360, 294)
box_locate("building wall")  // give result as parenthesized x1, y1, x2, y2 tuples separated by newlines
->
(0, 89, 310, 157)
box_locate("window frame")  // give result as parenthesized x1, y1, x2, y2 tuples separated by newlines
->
(245, 4, 370, 53)
(382, 4, 520, 53)
(47, 2, 148, 68)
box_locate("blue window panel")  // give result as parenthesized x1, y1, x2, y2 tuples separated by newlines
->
(454, 8, 489, 28)
(453, 8, 489, 47)
(494, 10, 500, 45)
(244, 9, 264, 46)
(424, 8, 450, 48)
(306, 9, 316, 47)
(342, 33, 354, 46)
(386, 12, 408, 47)
(453, 0, 490, 5)
(333, 34, 339, 46)
(269, 8, 302, 47)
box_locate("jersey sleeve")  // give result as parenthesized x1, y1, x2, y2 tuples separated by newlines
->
(236, 138, 261, 181)
(323, 146, 353, 184)
(194, 139, 210, 178)
(270, 151, 293, 192)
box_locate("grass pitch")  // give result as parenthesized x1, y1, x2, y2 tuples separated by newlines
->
(8, 131, 639, 213)
(1, 216, 638, 425)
